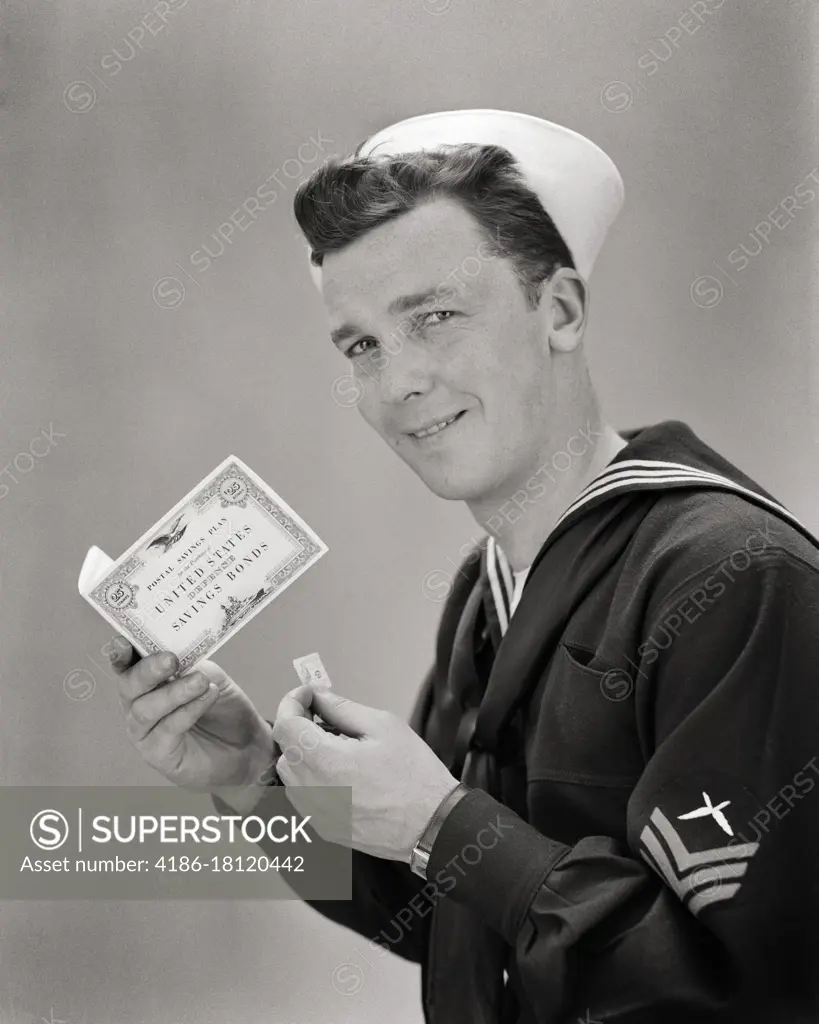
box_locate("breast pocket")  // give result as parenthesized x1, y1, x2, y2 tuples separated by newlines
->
(526, 641, 646, 786)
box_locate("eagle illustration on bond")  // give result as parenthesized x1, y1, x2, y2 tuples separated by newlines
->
(147, 514, 188, 555)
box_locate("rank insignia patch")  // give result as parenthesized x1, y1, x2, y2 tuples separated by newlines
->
(636, 775, 762, 917)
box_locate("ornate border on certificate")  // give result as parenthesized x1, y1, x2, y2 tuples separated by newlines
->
(193, 461, 323, 563)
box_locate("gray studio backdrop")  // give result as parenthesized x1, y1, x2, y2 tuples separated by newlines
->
(2, 1, 817, 1022)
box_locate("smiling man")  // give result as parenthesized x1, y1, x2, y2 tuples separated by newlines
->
(319, 190, 626, 560)
(113, 110, 819, 1023)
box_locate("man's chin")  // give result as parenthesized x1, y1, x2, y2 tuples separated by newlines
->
(411, 465, 489, 502)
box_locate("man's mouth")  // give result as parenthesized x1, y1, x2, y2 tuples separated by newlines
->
(408, 410, 467, 440)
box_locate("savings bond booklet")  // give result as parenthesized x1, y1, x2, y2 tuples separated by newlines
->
(77, 456, 327, 674)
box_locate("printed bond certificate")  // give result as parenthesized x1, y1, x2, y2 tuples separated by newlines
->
(78, 456, 327, 674)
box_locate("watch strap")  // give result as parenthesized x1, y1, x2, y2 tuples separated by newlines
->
(410, 782, 471, 878)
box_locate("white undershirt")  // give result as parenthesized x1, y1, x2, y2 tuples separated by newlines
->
(509, 566, 531, 618)
(502, 439, 627, 624)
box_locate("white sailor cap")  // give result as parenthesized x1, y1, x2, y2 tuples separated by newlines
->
(306, 108, 624, 289)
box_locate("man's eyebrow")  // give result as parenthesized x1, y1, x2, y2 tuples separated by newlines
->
(387, 287, 453, 317)
(330, 323, 360, 348)
(329, 287, 458, 348)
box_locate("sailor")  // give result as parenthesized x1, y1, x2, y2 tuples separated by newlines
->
(114, 109, 819, 1023)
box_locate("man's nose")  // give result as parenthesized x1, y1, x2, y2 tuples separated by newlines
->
(377, 341, 434, 404)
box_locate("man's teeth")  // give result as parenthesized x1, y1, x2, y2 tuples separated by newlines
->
(413, 414, 460, 439)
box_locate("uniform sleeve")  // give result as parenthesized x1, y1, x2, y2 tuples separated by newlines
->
(424, 546, 819, 1022)
(211, 683, 435, 964)
(211, 788, 429, 963)
(210, 544, 478, 965)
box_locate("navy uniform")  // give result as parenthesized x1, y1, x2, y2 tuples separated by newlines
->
(216, 111, 819, 1022)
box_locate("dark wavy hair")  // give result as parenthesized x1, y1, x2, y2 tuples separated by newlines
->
(293, 141, 575, 309)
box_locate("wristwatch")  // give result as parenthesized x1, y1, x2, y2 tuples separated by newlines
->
(409, 782, 471, 879)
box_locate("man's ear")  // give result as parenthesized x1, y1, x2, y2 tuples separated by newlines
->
(545, 268, 588, 353)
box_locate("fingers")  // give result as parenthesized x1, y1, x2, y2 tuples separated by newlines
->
(143, 678, 220, 743)
(116, 648, 180, 711)
(195, 659, 229, 687)
(126, 670, 216, 743)
(106, 636, 140, 674)
(273, 684, 324, 751)
(276, 753, 295, 786)
(275, 684, 314, 723)
(272, 704, 324, 754)
(309, 690, 379, 738)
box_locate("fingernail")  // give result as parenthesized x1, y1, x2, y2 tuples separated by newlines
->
(186, 674, 206, 695)
(196, 683, 215, 700)
(163, 653, 179, 673)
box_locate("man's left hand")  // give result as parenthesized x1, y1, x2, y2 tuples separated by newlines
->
(271, 686, 460, 862)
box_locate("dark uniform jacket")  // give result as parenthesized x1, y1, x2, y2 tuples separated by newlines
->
(217, 420, 819, 1023)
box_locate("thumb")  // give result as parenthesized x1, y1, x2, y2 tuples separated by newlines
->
(309, 690, 380, 738)
(276, 684, 315, 723)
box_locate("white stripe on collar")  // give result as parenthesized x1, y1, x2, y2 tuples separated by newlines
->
(496, 542, 514, 605)
(486, 458, 815, 637)
(553, 459, 808, 536)
(486, 534, 510, 635)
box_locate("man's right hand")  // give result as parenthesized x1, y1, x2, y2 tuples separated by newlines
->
(110, 638, 275, 792)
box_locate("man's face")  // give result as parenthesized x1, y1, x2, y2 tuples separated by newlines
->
(319, 197, 562, 504)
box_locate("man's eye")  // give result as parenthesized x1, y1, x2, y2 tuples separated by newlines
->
(418, 310, 456, 328)
(347, 337, 378, 358)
